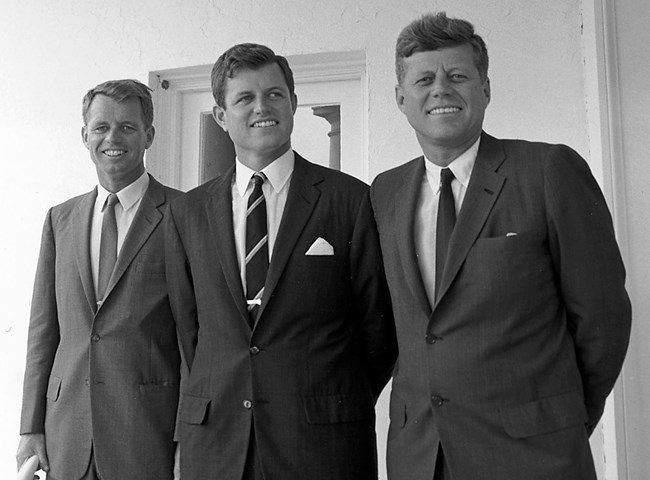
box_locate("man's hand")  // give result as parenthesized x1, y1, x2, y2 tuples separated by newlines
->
(16, 433, 49, 475)
(173, 442, 180, 480)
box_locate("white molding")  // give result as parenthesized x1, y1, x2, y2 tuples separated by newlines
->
(582, 0, 629, 478)
(147, 51, 368, 186)
(289, 50, 366, 83)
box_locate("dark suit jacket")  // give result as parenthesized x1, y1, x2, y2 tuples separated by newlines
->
(370, 133, 631, 480)
(165, 153, 397, 480)
(20, 175, 182, 480)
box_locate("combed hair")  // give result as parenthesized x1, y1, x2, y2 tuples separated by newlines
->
(211, 43, 295, 108)
(395, 12, 489, 84)
(82, 79, 154, 129)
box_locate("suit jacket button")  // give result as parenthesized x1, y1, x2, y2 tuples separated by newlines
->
(243, 400, 253, 409)
(249, 346, 260, 355)
(431, 395, 444, 407)
(425, 333, 438, 344)
(91, 334, 101, 342)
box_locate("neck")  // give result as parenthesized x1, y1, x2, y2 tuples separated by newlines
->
(97, 168, 144, 193)
(418, 133, 481, 168)
(236, 143, 291, 172)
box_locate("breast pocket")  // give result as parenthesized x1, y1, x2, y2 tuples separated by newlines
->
(294, 255, 343, 268)
(464, 232, 555, 297)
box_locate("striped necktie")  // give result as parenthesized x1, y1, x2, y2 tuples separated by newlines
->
(245, 173, 268, 326)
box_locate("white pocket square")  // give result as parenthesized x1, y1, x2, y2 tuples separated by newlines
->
(506, 232, 518, 237)
(305, 237, 334, 255)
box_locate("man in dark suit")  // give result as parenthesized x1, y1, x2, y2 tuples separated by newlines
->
(165, 43, 397, 480)
(17, 79, 182, 480)
(370, 13, 632, 480)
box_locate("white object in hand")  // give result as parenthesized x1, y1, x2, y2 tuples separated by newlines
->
(17, 455, 40, 480)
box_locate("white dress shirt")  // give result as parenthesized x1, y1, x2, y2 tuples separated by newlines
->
(91, 171, 149, 299)
(232, 149, 294, 294)
(415, 138, 480, 307)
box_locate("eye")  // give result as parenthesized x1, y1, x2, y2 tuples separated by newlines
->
(236, 94, 252, 104)
(93, 125, 108, 133)
(122, 125, 136, 133)
(449, 73, 468, 82)
(415, 76, 434, 85)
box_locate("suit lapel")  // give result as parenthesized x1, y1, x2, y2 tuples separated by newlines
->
(434, 133, 506, 305)
(74, 189, 99, 313)
(255, 154, 321, 323)
(205, 166, 250, 323)
(394, 157, 433, 318)
(102, 176, 165, 302)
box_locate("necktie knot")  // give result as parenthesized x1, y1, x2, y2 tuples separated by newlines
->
(440, 168, 455, 187)
(104, 193, 119, 210)
(252, 172, 266, 188)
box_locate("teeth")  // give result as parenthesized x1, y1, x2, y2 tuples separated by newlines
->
(104, 150, 126, 157)
(252, 120, 277, 128)
(429, 107, 461, 115)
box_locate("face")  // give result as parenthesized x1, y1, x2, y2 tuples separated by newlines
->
(396, 44, 490, 164)
(82, 95, 154, 191)
(214, 62, 297, 169)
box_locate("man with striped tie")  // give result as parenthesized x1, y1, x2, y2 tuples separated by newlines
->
(164, 43, 397, 480)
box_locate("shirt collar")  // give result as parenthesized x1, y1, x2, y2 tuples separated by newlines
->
(234, 149, 295, 196)
(97, 171, 149, 211)
(423, 137, 480, 191)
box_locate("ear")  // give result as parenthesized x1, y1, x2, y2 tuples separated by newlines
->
(81, 126, 90, 149)
(291, 93, 298, 114)
(213, 105, 228, 132)
(395, 84, 407, 113)
(482, 77, 491, 106)
(145, 126, 155, 149)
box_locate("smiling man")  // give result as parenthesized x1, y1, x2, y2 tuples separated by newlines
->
(17, 79, 182, 480)
(370, 12, 631, 480)
(164, 43, 397, 480)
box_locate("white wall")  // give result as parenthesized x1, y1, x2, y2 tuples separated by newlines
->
(1, 0, 636, 478)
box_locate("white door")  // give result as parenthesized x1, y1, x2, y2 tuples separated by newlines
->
(147, 51, 368, 192)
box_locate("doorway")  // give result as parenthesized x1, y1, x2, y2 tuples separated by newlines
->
(147, 51, 367, 192)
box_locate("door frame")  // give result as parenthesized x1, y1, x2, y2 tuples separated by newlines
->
(146, 50, 367, 188)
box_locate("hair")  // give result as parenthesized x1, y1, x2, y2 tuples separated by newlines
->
(211, 43, 295, 108)
(395, 12, 489, 84)
(82, 79, 154, 129)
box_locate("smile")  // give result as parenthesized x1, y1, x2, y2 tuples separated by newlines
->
(251, 120, 278, 128)
(103, 149, 126, 157)
(428, 107, 461, 115)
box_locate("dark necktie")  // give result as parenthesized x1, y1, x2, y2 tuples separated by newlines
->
(245, 173, 268, 326)
(435, 168, 456, 298)
(98, 193, 119, 301)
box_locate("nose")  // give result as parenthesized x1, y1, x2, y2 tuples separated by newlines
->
(105, 128, 122, 144)
(430, 76, 452, 98)
(253, 96, 268, 114)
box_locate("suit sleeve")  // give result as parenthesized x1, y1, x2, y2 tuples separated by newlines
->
(164, 203, 199, 370)
(349, 191, 398, 400)
(20, 209, 61, 434)
(544, 145, 631, 432)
